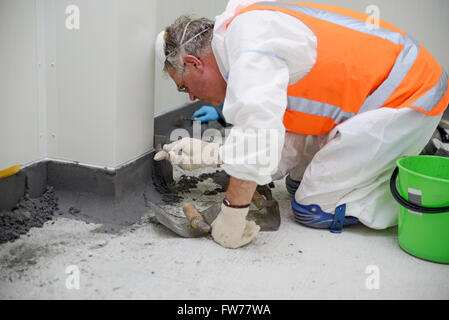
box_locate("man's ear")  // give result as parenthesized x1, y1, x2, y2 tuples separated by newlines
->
(183, 55, 203, 72)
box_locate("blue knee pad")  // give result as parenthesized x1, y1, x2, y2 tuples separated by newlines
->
(291, 200, 359, 233)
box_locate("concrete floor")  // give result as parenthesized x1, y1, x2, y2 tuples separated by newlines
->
(0, 179, 448, 300)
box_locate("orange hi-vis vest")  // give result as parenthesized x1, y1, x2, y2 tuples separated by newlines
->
(227, 2, 449, 136)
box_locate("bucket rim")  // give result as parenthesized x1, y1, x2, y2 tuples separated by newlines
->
(397, 155, 449, 185)
(390, 167, 449, 213)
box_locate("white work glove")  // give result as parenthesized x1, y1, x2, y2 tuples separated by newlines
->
(211, 204, 260, 249)
(154, 137, 220, 171)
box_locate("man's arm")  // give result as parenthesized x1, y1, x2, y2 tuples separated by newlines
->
(226, 176, 257, 206)
(215, 9, 316, 186)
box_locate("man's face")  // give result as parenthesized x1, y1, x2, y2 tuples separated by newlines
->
(167, 54, 227, 106)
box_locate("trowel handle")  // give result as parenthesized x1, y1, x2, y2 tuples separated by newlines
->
(183, 203, 212, 233)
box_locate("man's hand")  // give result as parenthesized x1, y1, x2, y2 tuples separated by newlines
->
(192, 106, 221, 123)
(211, 204, 260, 249)
(154, 137, 221, 171)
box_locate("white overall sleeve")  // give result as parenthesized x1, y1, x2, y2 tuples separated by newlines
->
(217, 10, 317, 185)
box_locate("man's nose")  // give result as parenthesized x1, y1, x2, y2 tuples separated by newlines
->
(189, 92, 197, 101)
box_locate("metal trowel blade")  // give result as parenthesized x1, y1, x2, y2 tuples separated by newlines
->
(199, 204, 221, 226)
(247, 185, 281, 231)
(149, 202, 221, 238)
(149, 201, 206, 238)
(247, 203, 281, 232)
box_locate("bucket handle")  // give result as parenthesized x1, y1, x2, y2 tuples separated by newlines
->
(390, 167, 449, 214)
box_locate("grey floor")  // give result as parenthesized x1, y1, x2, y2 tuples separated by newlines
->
(1, 176, 448, 300)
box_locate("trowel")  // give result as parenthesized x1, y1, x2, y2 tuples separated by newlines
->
(149, 186, 281, 238)
(248, 185, 281, 232)
(148, 201, 221, 238)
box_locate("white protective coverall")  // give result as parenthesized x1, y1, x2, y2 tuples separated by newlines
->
(212, 0, 443, 229)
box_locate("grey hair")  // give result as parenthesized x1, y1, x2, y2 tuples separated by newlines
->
(164, 15, 214, 76)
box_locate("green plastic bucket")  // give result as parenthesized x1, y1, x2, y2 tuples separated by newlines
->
(390, 156, 449, 264)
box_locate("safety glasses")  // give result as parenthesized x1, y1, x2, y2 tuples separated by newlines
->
(176, 64, 189, 94)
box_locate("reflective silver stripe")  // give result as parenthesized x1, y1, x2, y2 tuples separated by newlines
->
(412, 70, 449, 111)
(360, 36, 420, 113)
(254, 2, 421, 115)
(287, 96, 356, 123)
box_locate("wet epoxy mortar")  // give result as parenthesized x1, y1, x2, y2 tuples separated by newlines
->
(1, 167, 449, 299)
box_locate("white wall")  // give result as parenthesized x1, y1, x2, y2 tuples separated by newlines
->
(0, 0, 40, 170)
(154, 0, 449, 116)
(51, 0, 156, 168)
(0, 0, 157, 170)
(48, 0, 117, 167)
(115, 0, 157, 166)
